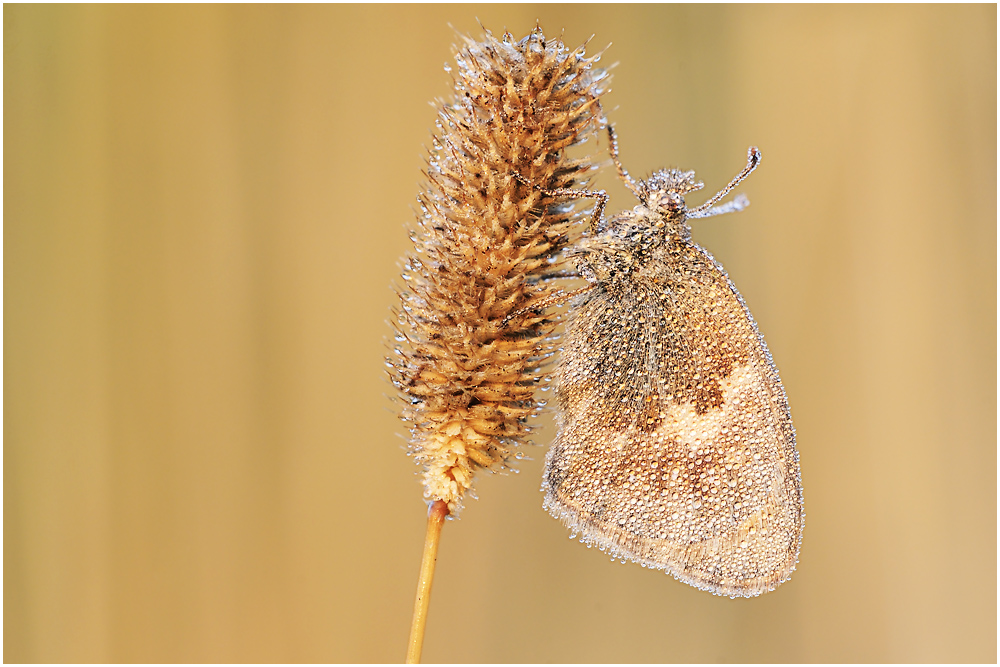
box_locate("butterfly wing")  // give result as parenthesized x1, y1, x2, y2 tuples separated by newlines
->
(544, 241, 803, 597)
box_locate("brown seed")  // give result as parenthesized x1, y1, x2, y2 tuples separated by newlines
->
(543, 127, 803, 598)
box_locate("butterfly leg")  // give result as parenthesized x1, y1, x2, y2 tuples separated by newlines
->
(513, 172, 609, 232)
(501, 284, 596, 329)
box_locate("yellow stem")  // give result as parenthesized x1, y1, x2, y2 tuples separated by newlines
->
(406, 500, 449, 664)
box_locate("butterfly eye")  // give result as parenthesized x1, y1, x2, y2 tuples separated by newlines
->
(656, 192, 685, 214)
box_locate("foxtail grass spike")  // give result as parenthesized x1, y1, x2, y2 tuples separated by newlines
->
(389, 27, 609, 515)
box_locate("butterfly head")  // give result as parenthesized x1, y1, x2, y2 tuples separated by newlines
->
(638, 169, 704, 221)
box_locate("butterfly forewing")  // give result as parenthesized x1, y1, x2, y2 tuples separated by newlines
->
(543, 238, 803, 598)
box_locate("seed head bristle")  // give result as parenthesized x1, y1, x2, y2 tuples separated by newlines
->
(389, 28, 609, 514)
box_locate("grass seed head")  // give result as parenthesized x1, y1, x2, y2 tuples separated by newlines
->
(389, 27, 609, 514)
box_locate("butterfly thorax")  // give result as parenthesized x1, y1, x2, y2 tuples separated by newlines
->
(576, 167, 706, 284)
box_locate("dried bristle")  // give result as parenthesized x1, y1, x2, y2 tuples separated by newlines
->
(389, 27, 609, 514)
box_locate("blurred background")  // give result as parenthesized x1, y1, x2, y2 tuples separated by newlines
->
(5, 4, 995, 663)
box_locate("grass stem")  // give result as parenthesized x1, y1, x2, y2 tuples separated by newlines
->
(405, 500, 449, 663)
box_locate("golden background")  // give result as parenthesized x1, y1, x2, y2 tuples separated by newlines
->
(5, 4, 996, 663)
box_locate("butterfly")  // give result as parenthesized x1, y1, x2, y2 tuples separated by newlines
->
(541, 127, 803, 597)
